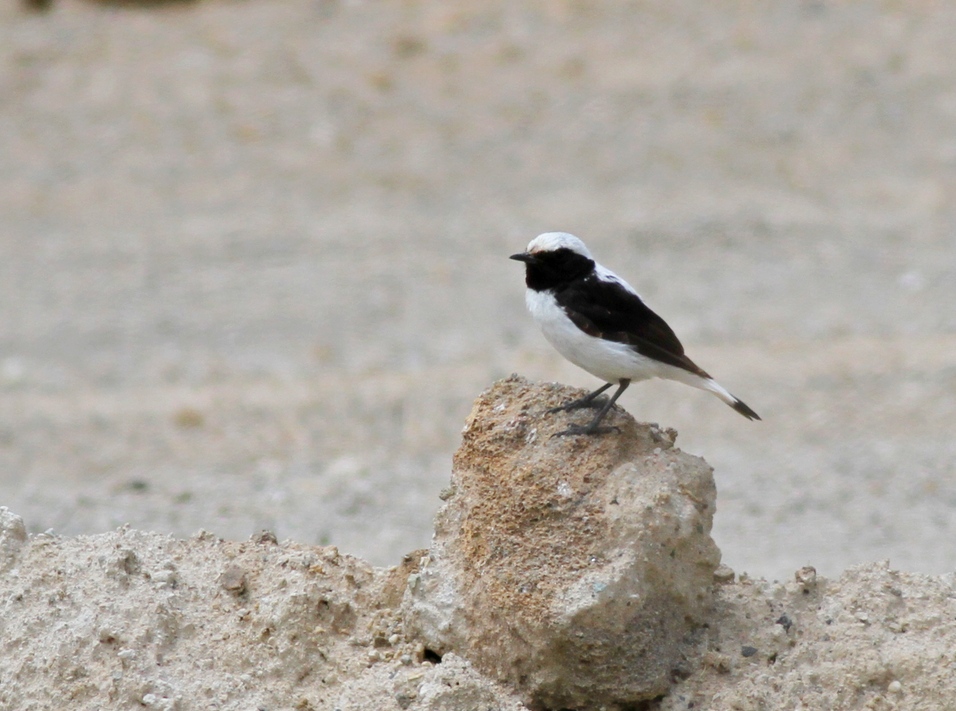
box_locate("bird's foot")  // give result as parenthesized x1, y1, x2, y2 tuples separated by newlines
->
(547, 395, 608, 414)
(551, 422, 620, 438)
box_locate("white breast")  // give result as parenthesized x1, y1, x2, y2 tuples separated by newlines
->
(525, 289, 664, 383)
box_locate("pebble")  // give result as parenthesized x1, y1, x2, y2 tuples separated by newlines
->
(219, 566, 247, 595)
(713, 565, 735, 584)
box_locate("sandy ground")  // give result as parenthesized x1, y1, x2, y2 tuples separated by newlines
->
(2, 0, 955, 580)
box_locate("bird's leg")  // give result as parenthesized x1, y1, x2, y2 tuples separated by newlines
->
(547, 382, 614, 414)
(553, 379, 630, 437)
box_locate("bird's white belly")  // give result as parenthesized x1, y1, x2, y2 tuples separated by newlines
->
(526, 289, 663, 383)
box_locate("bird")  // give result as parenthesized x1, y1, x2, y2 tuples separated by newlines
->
(511, 232, 760, 436)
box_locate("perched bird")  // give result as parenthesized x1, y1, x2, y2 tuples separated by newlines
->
(511, 232, 760, 436)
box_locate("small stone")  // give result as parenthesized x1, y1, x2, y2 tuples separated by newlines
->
(220, 566, 247, 595)
(703, 651, 732, 674)
(713, 565, 735, 584)
(888, 680, 902, 694)
(776, 614, 793, 633)
(741, 645, 758, 658)
(438, 486, 456, 501)
(253, 530, 278, 545)
(107, 549, 141, 582)
(0, 508, 28, 571)
(795, 566, 817, 591)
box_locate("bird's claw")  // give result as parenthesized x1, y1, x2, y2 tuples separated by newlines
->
(547, 396, 609, 414)
(551, 422, 621, 438)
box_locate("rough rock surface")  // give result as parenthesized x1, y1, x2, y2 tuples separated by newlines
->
(663, 562, 956, 711)
(0, 524, 425, 711)
(403, 376, 722, 709)
(336, 652, 526, 711)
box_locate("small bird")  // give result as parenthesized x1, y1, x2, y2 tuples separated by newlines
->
(511, 232, 760, 436)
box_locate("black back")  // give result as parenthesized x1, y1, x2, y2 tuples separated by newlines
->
(524, 249, 710, 378)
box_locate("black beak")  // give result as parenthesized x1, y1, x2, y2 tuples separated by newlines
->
(510, 252, 533, 263)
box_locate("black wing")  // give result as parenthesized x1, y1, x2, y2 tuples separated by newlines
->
(555, 274, 710, 378)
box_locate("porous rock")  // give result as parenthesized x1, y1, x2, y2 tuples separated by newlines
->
(402, 376, 722, 709)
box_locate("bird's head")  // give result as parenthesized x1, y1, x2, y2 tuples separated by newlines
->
(510, 232, 595, 290)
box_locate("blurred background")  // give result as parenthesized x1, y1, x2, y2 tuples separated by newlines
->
(2, 0, 955, 580)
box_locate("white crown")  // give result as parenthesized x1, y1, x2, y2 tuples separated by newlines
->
(526, 232, 593, 258)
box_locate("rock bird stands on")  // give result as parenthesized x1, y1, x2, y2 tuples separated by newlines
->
(511, 232, 760, 436)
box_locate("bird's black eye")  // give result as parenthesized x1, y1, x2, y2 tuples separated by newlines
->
(521, 248, 594, 290)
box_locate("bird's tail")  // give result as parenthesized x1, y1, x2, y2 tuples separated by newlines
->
(700, 378, 761, 421)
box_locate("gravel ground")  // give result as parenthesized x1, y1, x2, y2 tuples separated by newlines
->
(2, 0, 955, 579)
